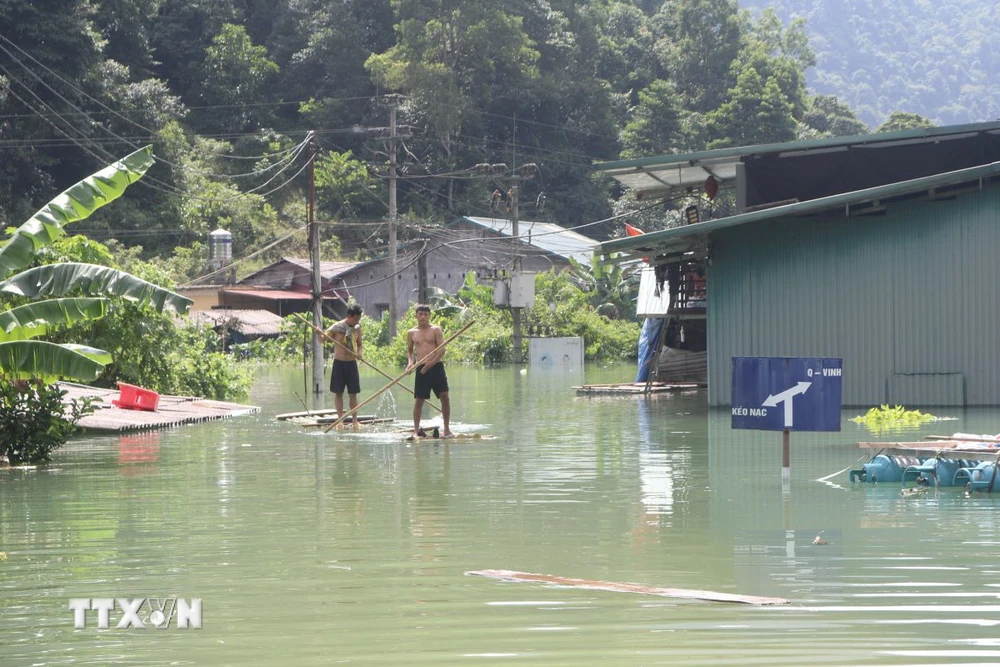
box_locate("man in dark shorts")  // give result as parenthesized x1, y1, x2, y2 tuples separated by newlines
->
(326, 304, 363, 427)
(406, 304, 451, 437)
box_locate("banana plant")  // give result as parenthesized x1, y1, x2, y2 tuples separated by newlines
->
(0, 146, 192, 381)
(567, 253, 640, 320)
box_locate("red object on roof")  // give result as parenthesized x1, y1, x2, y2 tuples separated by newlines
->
(625, 223, 644, 237)
(113, 382, 160, 412)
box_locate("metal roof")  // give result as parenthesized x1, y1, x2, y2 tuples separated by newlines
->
(594, 120, 1000, 197)
(598, 160, 1000, 262)
(457, 216, 598, 266)
(279, 257, 365, 277)
(238, 257, 364, 283)
(188, 309, 286, 336)
(221, 288, 344, 301)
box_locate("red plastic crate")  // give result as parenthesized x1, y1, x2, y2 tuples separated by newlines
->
(112, 382, 160, 411)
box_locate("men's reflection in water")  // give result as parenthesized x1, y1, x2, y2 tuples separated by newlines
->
(408, 443, 451, 566)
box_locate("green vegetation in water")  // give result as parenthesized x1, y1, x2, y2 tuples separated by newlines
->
(850, 404, 939, 433)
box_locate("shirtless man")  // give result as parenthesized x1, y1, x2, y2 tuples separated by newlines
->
(326, 304, 363, 426)
(406, 304, 451, 437)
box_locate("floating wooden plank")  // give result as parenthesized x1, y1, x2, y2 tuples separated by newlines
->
(858, 441, 1000, 458)
(925, 433, 1000, 443)
(574, 382, 704, 396)
(276, 408, 342, 421)
(292, 416, 397, 429)
(466, 569, 789, 606)
(277, 409, 392, 422)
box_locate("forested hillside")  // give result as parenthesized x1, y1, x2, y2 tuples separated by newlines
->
(740, 0, 1000, 128)
(0, 0, 966, 284)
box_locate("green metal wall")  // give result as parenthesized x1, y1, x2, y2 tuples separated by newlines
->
(707, 187, 1000, 407)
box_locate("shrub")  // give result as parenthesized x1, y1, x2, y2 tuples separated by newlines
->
(0, 379, 96, 465)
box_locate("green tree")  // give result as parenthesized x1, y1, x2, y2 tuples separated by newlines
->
(366, 1, 541, 208)
(149, 0, 239, 101)
(655, 0, 743, 114)
(707, 68, 797, 148)
(801, 94, 869, 137)
(195, 23, 280, 133)
(0, 0, 106, 224)
(876, 111, 935, 133)
(620, 79, 686, 158)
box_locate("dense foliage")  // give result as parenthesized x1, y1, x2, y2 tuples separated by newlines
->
(0, 0, 967, 277)
(741, 0, 1000, 128)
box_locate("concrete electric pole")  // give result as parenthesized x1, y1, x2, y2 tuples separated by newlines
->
(307, 131, 325, 396)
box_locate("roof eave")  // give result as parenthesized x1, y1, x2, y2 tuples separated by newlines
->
(598, 160, 1000, 262)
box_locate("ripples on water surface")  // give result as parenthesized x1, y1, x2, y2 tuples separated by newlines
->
(4, 364, 1000, 665)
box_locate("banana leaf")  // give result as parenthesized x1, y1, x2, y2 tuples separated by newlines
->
(0, 298, 109, 342)
(0, 263, 192, 315)
(0, 145, 154, 278)
(0, 340, 112, 382)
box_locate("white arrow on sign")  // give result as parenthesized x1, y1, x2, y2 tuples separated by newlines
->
(762, 381, 812, 428)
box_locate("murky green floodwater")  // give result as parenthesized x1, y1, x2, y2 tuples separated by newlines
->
(4, 363, 1000, 666)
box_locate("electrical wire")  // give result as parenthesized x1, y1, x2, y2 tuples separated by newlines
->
(0, 32, 313, 188)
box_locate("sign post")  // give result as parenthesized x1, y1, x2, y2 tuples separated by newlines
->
(731, 357, 843, 487)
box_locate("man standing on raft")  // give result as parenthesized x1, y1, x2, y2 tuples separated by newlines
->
(327, 303, 364, 426)
(406, 304, 452, 437)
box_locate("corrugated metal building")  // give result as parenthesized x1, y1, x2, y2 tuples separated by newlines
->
(596, 122, 1000, 407)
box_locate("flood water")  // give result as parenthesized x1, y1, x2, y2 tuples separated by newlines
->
(4, 363, 1000, 666)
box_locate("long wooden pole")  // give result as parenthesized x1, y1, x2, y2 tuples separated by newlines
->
(324, 320, 475, 432)
(292, 313, 441, 413)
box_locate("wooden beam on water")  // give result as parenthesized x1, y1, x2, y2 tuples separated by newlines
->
(466, 569, 789, 606)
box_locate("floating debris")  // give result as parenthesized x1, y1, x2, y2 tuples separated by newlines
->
(850, 405, 946, 434)
(466, 569, 789, 606)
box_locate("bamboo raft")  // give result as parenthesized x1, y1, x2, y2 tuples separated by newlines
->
(466, 569, 789, 606)
(282, 413, 396, 429)
(402, 432, 495, 442)
(574, 382, 704, 396)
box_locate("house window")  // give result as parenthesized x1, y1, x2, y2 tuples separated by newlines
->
(375, 303, 389, 319)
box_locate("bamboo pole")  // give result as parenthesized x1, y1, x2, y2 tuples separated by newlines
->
(323, 320, 476, 432)
(293, 313, 441, 413)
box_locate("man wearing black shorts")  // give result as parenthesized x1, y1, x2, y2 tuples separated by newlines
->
(406, 304, 452, 437)
(326, 304, 363, 426)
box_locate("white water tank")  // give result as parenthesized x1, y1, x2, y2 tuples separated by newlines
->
(208, 228, 232, 269)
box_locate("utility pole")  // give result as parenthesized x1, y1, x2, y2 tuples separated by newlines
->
(476, 162, 536, 365)
(307, 131, 325, 396)
(510, 183, 522, 364)
(388, 100, 398, 339)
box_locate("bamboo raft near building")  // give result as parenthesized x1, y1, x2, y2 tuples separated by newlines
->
(59, 382, 260, 433)
(574, 382, 705, 396)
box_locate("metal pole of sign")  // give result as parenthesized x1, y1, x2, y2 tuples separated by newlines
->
(782, 428, 791, 494)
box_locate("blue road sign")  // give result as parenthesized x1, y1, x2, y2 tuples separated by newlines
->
(731, 357, 842, 431)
